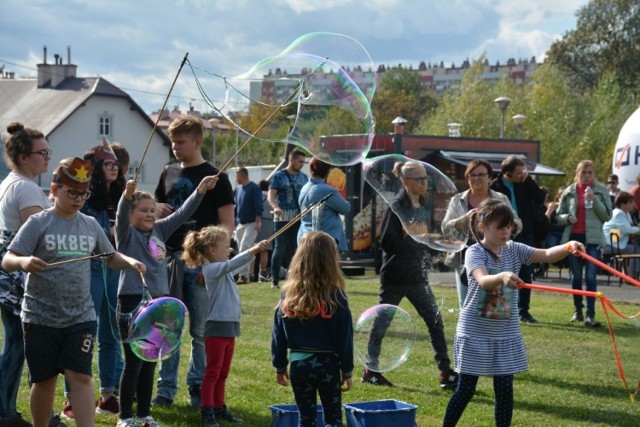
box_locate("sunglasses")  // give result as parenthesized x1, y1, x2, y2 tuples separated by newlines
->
(607, 181, 618, 184)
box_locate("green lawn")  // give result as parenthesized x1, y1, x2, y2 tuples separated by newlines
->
(5, 275, 640, 426)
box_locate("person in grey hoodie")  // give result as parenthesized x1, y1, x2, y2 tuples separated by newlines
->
(181, 225, 267, 426)
(114, 175, 218, 427)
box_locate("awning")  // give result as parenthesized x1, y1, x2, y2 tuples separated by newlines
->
(433, 150, 565, 176)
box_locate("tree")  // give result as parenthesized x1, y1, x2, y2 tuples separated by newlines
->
(547, 0, 640, 92)
(371, 67, 437, 133)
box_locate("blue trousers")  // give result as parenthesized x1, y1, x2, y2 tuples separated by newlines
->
(0, 307, 24, 417)
(568, 234, 601, 316)
(270, 221, 300, 286)
(156, 256, 207, 399)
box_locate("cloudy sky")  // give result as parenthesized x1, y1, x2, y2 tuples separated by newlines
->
(1, 0, 589, 114)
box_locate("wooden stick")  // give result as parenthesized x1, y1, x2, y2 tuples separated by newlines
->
(266, 192, 335, 244)
(135, 53, 189, 182)
(47, 252, 114, 267)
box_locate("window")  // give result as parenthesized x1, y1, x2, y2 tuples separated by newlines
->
(99, 113, 112, 137)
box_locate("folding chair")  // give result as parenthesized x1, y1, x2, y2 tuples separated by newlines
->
(607, 230, 640, 287)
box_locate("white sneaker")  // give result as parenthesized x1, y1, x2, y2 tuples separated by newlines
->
(138, 416, 162, 427)
(116, 419, 138, 427)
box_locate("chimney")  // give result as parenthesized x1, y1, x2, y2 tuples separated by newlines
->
(67, 46, 71, 65)
(37, 45, 52, 87)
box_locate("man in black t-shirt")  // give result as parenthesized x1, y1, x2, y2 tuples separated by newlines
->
(153, 115, 234, 409)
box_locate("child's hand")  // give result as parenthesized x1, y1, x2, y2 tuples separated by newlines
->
(249, 240, 269, 255)
(124, 180, 137, 199)
(22, 256, 47, 274)
(276, 371, 289, 387)
(197, 175, 219, 194)
(129, 259, 147, 275)
(501, 272, 523, 289)
(341, 376, 353, 391)
(566, 241, 584, 253)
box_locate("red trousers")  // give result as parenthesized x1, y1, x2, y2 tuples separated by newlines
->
(202, 336, 235, 408)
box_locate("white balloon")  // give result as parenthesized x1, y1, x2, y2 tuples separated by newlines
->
(612, 106, 640, 191)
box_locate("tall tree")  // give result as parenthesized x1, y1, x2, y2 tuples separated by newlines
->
(371, 67, 437, 133)
(547, 0, 640, 92)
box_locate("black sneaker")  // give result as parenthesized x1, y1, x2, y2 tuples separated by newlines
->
(361, 369, 393, 387)
(439, 370, 459, 390)
(48, 415, 68, 427)
(189, 385, 202, 408)
(214, 405, 243, 424)
(1, 413, 33, 427)
(201, 407, 220, 427)
(519, 312, 538, 323)
(271, 282, 279, 289)
(151, 395, 173, 407)
(584, 316, 601, 328)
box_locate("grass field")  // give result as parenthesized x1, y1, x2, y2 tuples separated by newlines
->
(4, 274, 640, 426)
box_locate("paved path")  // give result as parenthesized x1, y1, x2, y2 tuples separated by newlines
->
(428, 270, 640, 305)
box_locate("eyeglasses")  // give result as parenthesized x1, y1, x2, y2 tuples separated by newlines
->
(29, 149, 52, 159)
(608, 181, 618, 184)
(468, 173, 489, 179)
(103, 161, 120, 170)
(405, 176, 428, 184)
(60, 187, 92, 200)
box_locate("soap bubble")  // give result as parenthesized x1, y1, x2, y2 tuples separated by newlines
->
(354, 304, 416, 373)
(362, 154, 466, 253)
(128, 297, 188, 362)
(188, 32, 376, 166)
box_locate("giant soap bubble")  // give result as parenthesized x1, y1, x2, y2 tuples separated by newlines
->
(128, 297, 188, 362)
(363, 154, 466, 253)
(354, 304, 416, 373)
(188, 32, 376, 166)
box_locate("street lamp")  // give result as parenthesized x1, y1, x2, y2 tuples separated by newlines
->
(494, 96, 511, 139)
(447, 122, 462, 137)
(512, 114, 527, 139)
(392, 116, 407, 134)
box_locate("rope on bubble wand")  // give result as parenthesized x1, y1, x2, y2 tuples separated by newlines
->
(266, 192, 335, 244)
(134, 52, 189, 183)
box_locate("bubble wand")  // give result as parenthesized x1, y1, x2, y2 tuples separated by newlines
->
(213, 80, 302, 177)
(134, 52, 189, 183)
(46, 252, 114, 267)
(266, 192, 334, 244)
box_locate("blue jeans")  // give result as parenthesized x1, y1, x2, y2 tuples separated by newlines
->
(270, 221, 300, 286)
(0, 307, 24, 417)
(567, 235, 600, 316)
(64, 261, 123, 395)
(515, 232, 534, 314)
(157, 256, 207, 399)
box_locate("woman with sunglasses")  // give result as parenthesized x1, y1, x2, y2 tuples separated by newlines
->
(0, 122, 53, 427)
(60, 140, 129, 419)
(442, 160, 521, 307)
(361, 160, 458, 391)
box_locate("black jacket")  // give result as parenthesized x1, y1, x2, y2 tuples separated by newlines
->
(380, 189, 432, 287)
(490, 174, 545, 235)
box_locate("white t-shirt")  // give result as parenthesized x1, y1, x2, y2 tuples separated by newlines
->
(0, 171, 51, 232)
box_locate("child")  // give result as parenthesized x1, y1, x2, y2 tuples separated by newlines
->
(181, 225, 268, 426)
(442, 199, 583, 427)
(271, 231, 354, 427)
(114, 175, 218, 427)
(1, 158, 146, 427)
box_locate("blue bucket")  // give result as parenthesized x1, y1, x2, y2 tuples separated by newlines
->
(269, 404, 324, 427)
(343, 399, 417, 427)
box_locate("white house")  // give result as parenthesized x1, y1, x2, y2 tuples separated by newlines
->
(0, 46, 171, 192)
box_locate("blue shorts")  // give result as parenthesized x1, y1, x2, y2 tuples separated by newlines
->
(23, 321, 97, 383)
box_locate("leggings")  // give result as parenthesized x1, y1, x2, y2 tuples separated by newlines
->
(443, 373, 513, 427)
(290, 353, 342, 427)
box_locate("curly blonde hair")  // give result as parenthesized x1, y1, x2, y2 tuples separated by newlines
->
(280, 231, 346, 320)
(181, 225, 229, 268)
